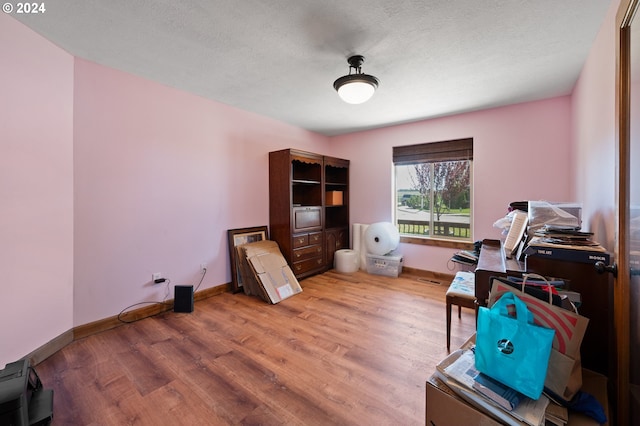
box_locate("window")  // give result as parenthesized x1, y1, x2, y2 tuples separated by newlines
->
(393, 138, 473, 242)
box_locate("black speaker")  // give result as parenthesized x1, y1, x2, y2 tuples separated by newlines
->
(174, 285, 194, 313)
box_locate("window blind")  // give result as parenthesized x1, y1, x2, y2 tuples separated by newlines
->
(392, 138, 473, 165)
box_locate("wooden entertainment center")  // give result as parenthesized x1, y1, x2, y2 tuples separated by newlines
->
(269, 149, 350, 279)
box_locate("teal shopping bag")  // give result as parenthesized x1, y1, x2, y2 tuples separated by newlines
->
(475, 291, 555, 400)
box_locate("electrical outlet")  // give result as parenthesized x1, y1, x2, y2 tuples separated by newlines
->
(152, 272, 162, 281)
(200, 263, 207, 271)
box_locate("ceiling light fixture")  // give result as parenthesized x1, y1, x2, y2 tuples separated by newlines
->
(333, 55, 379, 104)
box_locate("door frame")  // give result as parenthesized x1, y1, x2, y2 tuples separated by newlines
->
(615, 1, 637, 424)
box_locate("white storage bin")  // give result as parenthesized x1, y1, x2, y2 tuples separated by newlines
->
(366, 252, 403, 277)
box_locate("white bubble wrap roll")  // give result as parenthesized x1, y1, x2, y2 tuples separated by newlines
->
(364, 222, 400, 256)
(334, 249, 359, 273)
(352, 223, 370, 270)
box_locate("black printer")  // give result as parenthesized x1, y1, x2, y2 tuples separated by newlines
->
(0, 359, 53, 425)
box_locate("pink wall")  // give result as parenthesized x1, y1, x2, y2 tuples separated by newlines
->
(0, 14, 74, 366)
(571, 0, 620, 252)
(631, 83, 640, 206)
(330, 97, 573, 274)
(1, 0, 623, 364)
(72, 59, 329, 325)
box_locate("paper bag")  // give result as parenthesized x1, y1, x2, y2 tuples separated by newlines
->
(488, 275, 588, 400)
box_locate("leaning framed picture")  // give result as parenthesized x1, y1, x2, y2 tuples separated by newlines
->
(227, 226, 269, 293)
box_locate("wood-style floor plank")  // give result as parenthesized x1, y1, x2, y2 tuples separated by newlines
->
(35, 270, 476, 425)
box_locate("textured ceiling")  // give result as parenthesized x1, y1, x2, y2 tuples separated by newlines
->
(11, 0, 611, 136)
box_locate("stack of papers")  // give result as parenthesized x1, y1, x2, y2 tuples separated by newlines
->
(534, 225, 597, 246)
(435, 348, 549, 426)
(451, 250, 479, 266)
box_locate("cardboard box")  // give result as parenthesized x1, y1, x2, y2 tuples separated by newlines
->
(567, 369, 609, 425)
(238, 240, 303, 304)
(365, 251, 403, 277)
(426, 375, 501, 426)
(325, 191, 343, 206)
(427, 334, 608, 426)
(236, 243, 270, 301)
(426, 372, 607, 426)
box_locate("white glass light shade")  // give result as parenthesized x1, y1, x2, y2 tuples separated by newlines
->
(337, 81, 376, 104)
(333, 55, 379, 104)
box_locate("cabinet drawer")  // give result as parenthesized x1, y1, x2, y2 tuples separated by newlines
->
(293, 244, 323, 262)
(293, 232, 322, 248)
(309, 232, 322, 244)
(292, 257, 324, 275)
(293, 234, 308, 248)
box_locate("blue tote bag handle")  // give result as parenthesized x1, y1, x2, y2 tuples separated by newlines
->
(475, 291, 555, 399)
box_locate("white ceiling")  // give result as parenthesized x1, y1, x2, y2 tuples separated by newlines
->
(12, 0, 611, 136)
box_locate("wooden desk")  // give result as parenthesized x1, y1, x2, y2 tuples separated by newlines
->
(474, 239, 524, 307)
(526, 250, 613, 376)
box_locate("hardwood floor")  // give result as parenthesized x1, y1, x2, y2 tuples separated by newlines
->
(35, 270, 476, 425)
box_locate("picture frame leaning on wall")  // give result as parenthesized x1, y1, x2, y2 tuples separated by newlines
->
(227, 226, 269, 293)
